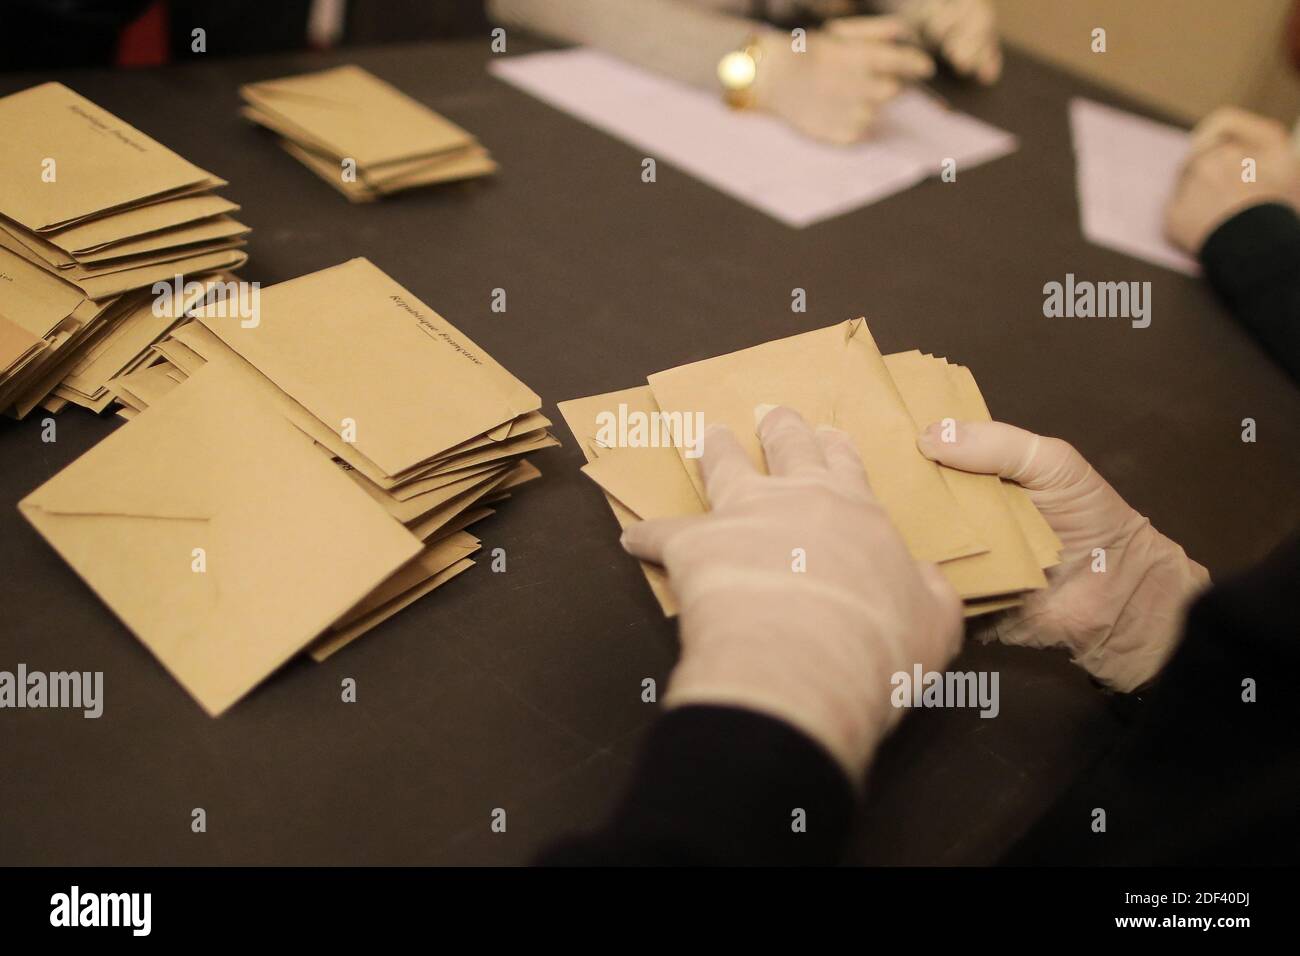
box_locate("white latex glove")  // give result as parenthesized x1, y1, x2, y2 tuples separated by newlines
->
(621, 406, 962, 778)
(891, 0, 1002, 84)
(1165, 107, 1300, 253)
(917, 421, 1210, 692)
(753, 16, 934, 144)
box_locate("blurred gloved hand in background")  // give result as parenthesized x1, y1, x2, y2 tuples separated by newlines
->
(754, 15, 934, 144)
(1166, 106, 1300, 253)
(886, 0, 1003, 84)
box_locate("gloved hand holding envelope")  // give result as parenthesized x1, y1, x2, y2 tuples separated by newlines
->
(559, 320, 1061, 618)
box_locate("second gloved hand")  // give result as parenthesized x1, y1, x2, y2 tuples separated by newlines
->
(754, 16, 933, 144)
(887, 0, 1003, 84)
(622, 406, 963, 778)
(918, 421, 1210, 691)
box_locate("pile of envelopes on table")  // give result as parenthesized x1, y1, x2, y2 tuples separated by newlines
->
(559, 320, 1062, 618)
(0, 82, 249, 418)
(19, 257, 555, 716)
(239, 64, 496, 202)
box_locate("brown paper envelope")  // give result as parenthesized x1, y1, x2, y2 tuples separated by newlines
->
(240, 65, 477, 168)
(369, 150, 497, 191)
(363, 145, 493, 188)
(884, 350, 1046, 598)
(73, 216, 249, 266)
(497, 459, 542, 491)
(391, 431, 558, 498)
(62, 277, 225, 395)
(349, 461, 514, 526)
(425, 506, 494, 543)
(241, 103, 491, 186)
(605, 491, 678, 616)
(582, 440, 704, 523)
(277, 138, 495, 202)
(406, 424, 553, 479)
(108, 362, 182, 410)
(309, 557, 475, 662)
(557, 386, 683, 615)
(6, 298, 140, 417)
(191, 257, 539, 477)
(964, 596, 1024, 618)
(647, 319, 980, 564)
(24, 177, 227, 236)
(404, 468, 518, 540)
(333, 531, 480, 632)
(391, 459, 506, 502)
(168, 319, 529, 494)
(167, 319, 408, 488)
(62, 237, 246, 279)
(0, 245, 87, 337)
(829, 323, 982, 563)
(647, 323, 842, 493)
(0, 217, 75, 268)
(0, 314, 45, 376)
(75, 248, 247, 301)
(18, 362, 421, 716)
(152, 337, 206, 376)
(0, 83, 212, 231)
(1, 335, 68, 416)
(945, 363, 1063, 569)
(50, 195, 239, 256)
(429, 411, 552, 462)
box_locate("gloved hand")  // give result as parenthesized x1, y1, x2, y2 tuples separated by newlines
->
(917, 421, 1210, 691)
(887, 0, 1003, 84)
(1165, 107, 1300, 253)
(622, 406, 963, 778)
(754, 16, 934, 144)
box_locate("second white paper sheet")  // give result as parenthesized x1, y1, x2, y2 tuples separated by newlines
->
(491, 48, 1017, 228)
(1069, 97, 1199, 275)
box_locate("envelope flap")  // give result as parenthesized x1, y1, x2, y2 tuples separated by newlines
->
(192, 258, 539, 475)
(241, 65, 476, 167)
(0, 82, 211, 231)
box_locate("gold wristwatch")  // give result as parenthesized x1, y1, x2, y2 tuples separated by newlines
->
(717, 36, 763, 110)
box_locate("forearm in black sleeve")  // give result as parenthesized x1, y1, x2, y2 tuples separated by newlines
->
(537, 706, 856, 865)
(1003, 534, 1300, 864)
(1200, 202, 1300, 383)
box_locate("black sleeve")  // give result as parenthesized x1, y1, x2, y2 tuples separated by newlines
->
(1199, 202, 1300, 383)
(1004, 534, 1300, 864)
(537, 706, 855, 866)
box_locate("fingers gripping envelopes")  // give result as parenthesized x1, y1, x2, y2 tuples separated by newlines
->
(20, 259, 555, 714)
(559, 321, 1060, 619)
(239, 65, 496, 202)
(0, 82, 248, 418)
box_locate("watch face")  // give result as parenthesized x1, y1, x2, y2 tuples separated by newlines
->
(718, 51, 758, 91)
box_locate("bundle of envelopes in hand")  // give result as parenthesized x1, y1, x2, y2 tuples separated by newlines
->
(239, 64, 496, 202)
(19, 258, 555, 715)
(0, 82, 250, 418)
(559, 320, 1062, 618)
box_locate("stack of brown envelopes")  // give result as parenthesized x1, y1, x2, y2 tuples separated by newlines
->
(239, 64, 496, 202)
(559, 320, 1062, 618)
(19, 258, 554, 716)
(0, 82, 248, 417)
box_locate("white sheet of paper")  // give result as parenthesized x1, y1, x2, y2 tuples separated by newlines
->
(1069, 97, 1199, 275)
(491, 48, 1017, 228)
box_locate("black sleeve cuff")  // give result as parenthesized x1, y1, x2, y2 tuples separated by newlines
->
(1199, 202, 1300, 381)
(539, 706, 856, 866)
(1201, 202, 1300, 291)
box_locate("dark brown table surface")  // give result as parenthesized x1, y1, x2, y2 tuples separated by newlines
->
(2, 37, 1297, 866)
